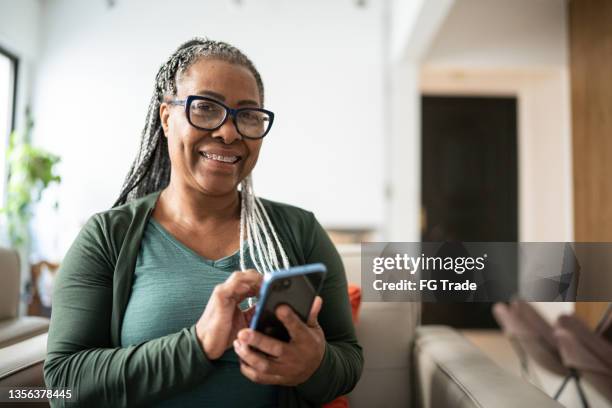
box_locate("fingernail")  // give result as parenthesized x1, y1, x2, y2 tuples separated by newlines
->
(279, 306, 290, 318)
(239, 330, 251, 342)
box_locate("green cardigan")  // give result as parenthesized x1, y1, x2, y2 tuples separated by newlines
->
(44, 191, 363, 407)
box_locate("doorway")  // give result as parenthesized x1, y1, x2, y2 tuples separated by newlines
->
(421, 95, 518, 328)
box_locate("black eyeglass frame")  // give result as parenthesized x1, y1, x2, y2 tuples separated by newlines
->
(167, 95, 275, 140)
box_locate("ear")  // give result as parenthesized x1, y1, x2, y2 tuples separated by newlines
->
(160, 102, 170, 138)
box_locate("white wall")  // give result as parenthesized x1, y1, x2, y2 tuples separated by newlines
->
(422, 0, 573, 243)
(389, 0, 424, 60)
(385, 0, 454, 241)
(425, 0, 568, 69)
(0, 0, 41, 64)
(29, 0, 386, 260)
(0, 0, 41, 215)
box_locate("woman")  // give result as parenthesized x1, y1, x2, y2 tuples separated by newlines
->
(44, 38, 363, 407)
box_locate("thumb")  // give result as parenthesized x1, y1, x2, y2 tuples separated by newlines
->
(307, 296, 323, 328)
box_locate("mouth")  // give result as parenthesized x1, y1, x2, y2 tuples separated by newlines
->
(199, 151, 242, 164)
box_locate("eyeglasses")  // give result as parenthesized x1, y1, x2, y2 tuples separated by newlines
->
(167, 95, 274, 139)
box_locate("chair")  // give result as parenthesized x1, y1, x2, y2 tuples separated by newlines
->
(493, 300, 612, 407)
(493, 301, 569, 378)
(554, 306, 612, 403)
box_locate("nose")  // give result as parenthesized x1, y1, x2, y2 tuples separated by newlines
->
(211, 115, 242, 144)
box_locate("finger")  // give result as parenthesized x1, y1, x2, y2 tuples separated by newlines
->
(239, 361, 284, 385)
(214, 282, 257, 304)
(229, 270, 263, 289)
(276, 304, 308, 341)
(233, 339, 279, 373)
(216, 271, 263, 302)
(238, 329, 284, 358)
(307, 296, 323, 327)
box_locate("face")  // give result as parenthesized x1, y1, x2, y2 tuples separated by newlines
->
(160, 58, 263, 197)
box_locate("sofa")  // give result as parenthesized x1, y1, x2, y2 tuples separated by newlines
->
(0, 247, 49, 392)
(0, 244, 563, 407)
(413, 326, 562, 408)
(0, 247, 49, 348)
(338, 244, 562, 408)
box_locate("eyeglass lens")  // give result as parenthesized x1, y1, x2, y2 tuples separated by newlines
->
(189, 98, 271, 138)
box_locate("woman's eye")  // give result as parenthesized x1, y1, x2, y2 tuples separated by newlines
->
(240, 111, 262, 122)
(195, 103, 214, 111)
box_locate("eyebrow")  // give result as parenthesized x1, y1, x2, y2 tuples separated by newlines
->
(195, 90, 260, 107)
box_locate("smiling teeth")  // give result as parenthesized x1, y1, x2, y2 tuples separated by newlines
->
(202, 152, 238, 163)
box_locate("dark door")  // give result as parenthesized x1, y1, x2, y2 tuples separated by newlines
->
(421, 95, 518, 328)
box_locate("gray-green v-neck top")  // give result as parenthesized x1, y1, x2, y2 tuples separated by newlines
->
(121, 218, 277, 407)
(44, 191, 363, 408)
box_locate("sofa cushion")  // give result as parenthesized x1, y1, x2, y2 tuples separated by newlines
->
(0, 247, 20, 320)
(0, 317, 49, 348)
(348, 302, 417, 408)
(0, 333, 47, 381)
(338, 244, 419, 408)
(415, 326, 563, 408)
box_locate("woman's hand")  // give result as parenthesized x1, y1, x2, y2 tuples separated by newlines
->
(196, 270, 262, 360)
(233, 296, 325, 386)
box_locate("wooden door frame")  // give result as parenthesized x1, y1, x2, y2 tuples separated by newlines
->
(569, 0, 612, 328)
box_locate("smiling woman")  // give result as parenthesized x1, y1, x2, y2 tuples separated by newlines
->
(43, 38, 363, 407)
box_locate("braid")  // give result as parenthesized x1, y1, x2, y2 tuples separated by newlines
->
(113, 93, 168, 206)
(115, 37, 290, 281)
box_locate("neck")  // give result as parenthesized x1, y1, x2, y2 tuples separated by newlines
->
(158, 178, 241, 225)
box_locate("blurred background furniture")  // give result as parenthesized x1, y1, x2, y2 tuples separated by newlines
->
(0, 247, 49, 406)
(28, 261, 60, 318)
(555, 309, 612, 403)
(0, 247, 49, 348)
(339, 244, 419, 408)
(0, 332, 48, 388)
(494, 300, 612, 407)
(337, 244, 564, 408)
(414, 326, 563, 408)
(493, 301, 570, 378)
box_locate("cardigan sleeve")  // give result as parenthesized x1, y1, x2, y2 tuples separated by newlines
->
(44, 215, 215, 407)
(294, 214, 364, 404)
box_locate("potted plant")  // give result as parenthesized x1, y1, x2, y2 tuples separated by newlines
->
(1, 108, 61, 314)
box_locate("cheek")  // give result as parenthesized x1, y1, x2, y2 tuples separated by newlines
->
(244, 141, 263, 168)
(166, 117, 199, 154)
(165, 129, 184, 162)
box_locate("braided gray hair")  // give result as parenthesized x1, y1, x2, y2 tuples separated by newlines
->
(114, 37, 289, 278)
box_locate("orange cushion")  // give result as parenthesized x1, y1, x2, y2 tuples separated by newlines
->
(324, 396, 349, 408)
(323, 284, 362, 408)
(348, 284, 362, 325)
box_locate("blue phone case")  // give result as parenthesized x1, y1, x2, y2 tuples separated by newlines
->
(249, 263, 327, 341)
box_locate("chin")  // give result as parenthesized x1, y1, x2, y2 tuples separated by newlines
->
(197, 179, 239, 197)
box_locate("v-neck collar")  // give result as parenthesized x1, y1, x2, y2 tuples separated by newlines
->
(148, 217, 245, 269)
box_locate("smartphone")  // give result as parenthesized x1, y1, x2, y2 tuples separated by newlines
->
(249, 263, 327, 342)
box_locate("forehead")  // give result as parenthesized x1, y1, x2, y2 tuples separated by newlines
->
(176, 58, 260, 103)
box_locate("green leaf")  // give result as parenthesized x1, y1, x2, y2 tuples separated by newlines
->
(1, 108, 62, 248)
